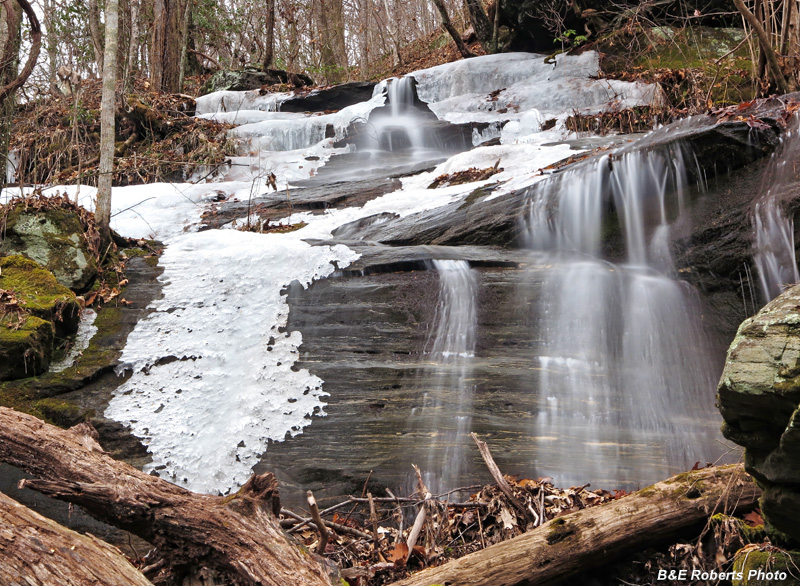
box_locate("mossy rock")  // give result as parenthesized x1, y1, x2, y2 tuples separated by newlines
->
(1, 204, 98, 292)
(732, 548, 800, 585)
(0, 314, 53, 380)
(0, 255, 81, 339)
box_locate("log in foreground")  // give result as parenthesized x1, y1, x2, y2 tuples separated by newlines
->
(389, 464, 759, 586)
(0, 491, 153, 586)
(0, 407, 329, 586)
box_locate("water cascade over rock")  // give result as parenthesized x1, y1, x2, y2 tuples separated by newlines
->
(413, 259, 478, 492)
(522, 132, 718, 486)
(753, 115, 800, 303)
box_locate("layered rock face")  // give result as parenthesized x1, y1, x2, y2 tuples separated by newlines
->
(718, 284, 800, 540)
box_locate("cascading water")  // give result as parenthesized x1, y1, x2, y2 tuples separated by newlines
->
(412, 259, 478, 492)
(369, 76, 427, 153)
(525, 133, 718, 486)
(753, 115, 800, 303)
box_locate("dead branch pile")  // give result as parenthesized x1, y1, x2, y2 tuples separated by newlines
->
(9, 76, 236, 187)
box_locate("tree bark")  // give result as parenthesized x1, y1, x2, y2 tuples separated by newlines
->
(0, 407, 330, 586)
(0, 0, 41, 103)
(88, 0, 104, 73)
(432, 0, 474, 58)
(464, 0, 492, 51)
(97, 0, 118, 251)
(0, 491, 153, 586)
(388, 464, 760, 586)
(263, 0, 276, 70)
(151, 0, 186, 93)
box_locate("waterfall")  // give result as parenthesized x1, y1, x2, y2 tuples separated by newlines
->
(753, 116, 800, 303)
(413, 259, 478, 493)
(524, 136, 717, 486)
(371, 76, 427, 152)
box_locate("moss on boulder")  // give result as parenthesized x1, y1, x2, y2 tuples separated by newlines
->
(0, 255, 83, 382)
(0, 255, 81, 338)
(0, 314, 53, 380)
(1, 204, 98, 292)
(732, 548, 800, 585)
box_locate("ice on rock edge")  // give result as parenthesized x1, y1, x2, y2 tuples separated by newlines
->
(106, 229, 359, 494)
(410, 51, 664, 124)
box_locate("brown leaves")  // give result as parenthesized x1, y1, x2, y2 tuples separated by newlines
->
(0, 288, 29, 330)
(428, 159, 503, 189)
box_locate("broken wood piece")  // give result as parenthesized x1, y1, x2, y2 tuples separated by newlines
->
(470, 432, 534, 524)
(0, 407, 329, 586)
(387, 464, 760, 586)
(307, 490, 329, 555)
(0, 490, 153, 586)
(368, 492, 381, 553)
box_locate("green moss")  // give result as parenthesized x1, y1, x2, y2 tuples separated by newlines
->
(732, 549, 800, 585)
(710, 514, 767, 543)
(0, 255, 76, 308)
(0, 314, 54, 380)
(33, 397, 86, 427)
(546, 517, 577, 544)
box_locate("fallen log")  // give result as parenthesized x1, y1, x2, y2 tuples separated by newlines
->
(388, 464, 759, 586)
(0, 407, 329, 586)
(0, 491, 153, 586)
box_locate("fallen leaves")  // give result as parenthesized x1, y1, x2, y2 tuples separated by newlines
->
(429, 159, 503, 189)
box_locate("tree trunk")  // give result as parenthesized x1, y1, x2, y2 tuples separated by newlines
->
(0, 407, 330, 586)
(177, 0, 191, 91)
(97, 0, 118, 251)
(88, 0, 104, 74)
(151, 0, 185, 93)
(432, 0, 474, 58)
(263, 0, 276, 70)
(0, 491, 153, 586)
(464, 0, 492, 51)
(388, 464, 760, 586)
(314, 0, 348, 83)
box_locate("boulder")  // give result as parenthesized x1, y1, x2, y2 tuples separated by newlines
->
(0, 314, 53, 381)
(199, 68, 314, 95)
(718, 283, 800, 541)
(1, 205, 97, 292)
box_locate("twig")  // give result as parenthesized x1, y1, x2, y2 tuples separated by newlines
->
(280, 508, 372, 540)
(406, 464, 431, 563)
(471, 432, 533, 524)
(306, 490, 329, 555)
(368, 492, 381, 554)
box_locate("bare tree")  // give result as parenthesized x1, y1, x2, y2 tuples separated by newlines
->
(263, 0, 276, 69)
(97, 0, 119, 248)
(432, 0, 475, 58)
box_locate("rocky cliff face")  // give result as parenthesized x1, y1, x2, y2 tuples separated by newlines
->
(718, 284, 800, 540)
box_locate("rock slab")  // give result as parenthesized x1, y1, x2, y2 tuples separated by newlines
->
(718, 283, 800, 540)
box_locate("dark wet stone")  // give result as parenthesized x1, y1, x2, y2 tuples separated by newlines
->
(280, 82, 377, 113)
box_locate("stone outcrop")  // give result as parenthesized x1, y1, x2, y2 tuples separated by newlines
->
(1, 204, 97, 292)
(199, 68, 314, 95)
(718, 284, 800, 541)
(280, 81, 377, 112)
(0, 256, 81, 380)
